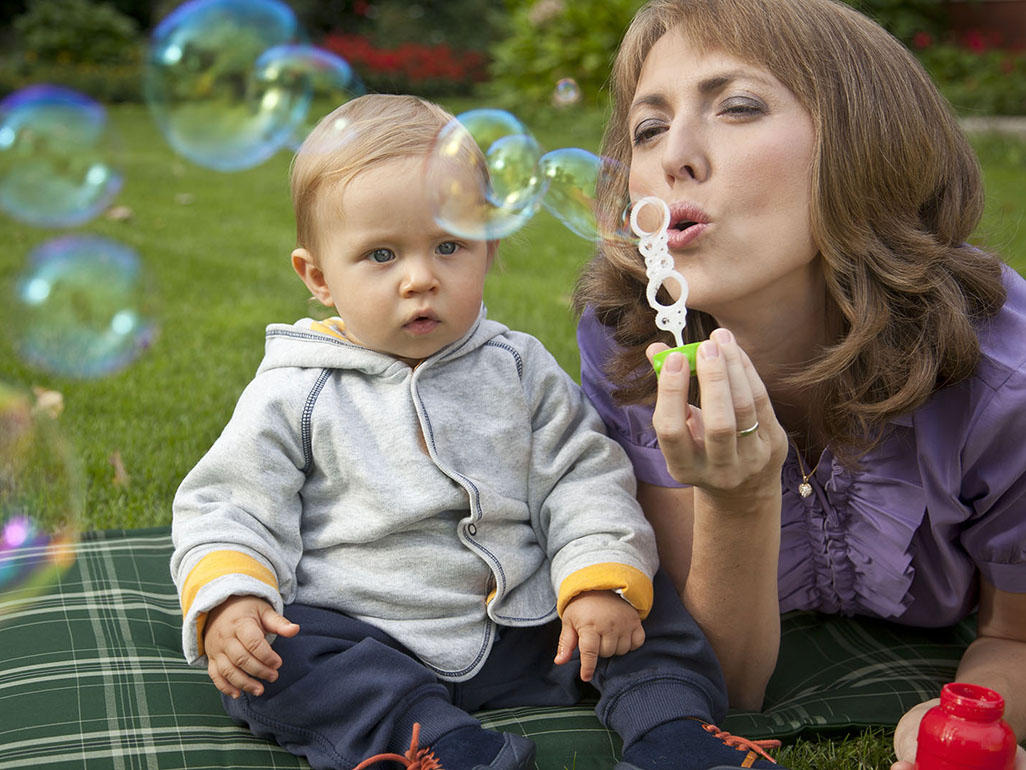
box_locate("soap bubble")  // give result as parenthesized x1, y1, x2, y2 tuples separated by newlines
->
(252, 44, 365, 151)
(425, 109, 545, 240)
(0, 381, 82, 619)
(539, 147, 633, 243)
(0, 85, 123, 228)
(10, 235, 158, 379)
(552, 78, 581, 107)
(144, 0, 303, 171)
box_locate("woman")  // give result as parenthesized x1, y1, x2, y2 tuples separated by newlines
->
(573, 0, 1026, 766)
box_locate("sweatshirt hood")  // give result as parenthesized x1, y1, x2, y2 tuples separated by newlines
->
(256, 305, 506, 376)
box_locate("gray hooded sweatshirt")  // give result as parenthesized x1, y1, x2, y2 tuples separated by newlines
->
(171, 308, 658, 681)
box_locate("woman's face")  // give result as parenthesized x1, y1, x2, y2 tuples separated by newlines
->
(627, 27, 821, 321)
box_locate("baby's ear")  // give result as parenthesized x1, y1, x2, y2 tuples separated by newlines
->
(486, 240, 499, 268)
(291, 248, 333, 306)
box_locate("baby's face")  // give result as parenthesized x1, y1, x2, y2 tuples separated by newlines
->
(309, 156, 493, 367)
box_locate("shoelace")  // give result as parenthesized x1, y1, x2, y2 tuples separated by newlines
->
(351, 723, 446, 770)
(701, 722, 782, 764)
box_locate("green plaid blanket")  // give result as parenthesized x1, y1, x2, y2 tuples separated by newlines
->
(0, 528, 973, 769)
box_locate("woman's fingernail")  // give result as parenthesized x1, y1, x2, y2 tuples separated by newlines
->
(665, 352, 684, 373)
(712, 327, 734, 345)
(700, 340, 720, 359)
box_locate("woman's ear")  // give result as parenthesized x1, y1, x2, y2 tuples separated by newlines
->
(292, 248, 333, 306)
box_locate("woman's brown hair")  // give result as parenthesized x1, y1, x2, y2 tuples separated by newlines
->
(574, 0, 1005, 460)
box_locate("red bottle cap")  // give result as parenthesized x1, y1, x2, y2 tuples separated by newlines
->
(914, 682, 1017, 770)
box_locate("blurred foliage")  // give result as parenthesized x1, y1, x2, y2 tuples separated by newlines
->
(12, 0, 140, 65)
(842, 0, 949, 45)
(0, 60, 142, 101)
(296, 0, 504, 98)
(0, 0, 1022, 115)
(321, 33, 488, 97)
(293, 0, 505, 52)
(484, 0, 643, 113)
(0, 0, 143, 101)
(920, 44, 1026, 116)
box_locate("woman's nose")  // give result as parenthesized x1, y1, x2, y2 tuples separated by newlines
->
(661, 120, 709, 185)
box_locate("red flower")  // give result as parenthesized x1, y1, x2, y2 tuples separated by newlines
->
(912, 31, 933, 50)
(963, 28, 988, 53)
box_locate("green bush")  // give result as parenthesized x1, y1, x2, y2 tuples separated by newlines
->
(918, 44, 1026, 116)
(0, 0, 143, 102)
(842, 0, 948, 46)
(484, 0, 644, 112)
(13, 0, 141, 65)
(0, 60, 143, 103)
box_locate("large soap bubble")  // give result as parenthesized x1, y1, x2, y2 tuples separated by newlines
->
(425, 109, 545, 240)
(0, 381, 82, 621)
(144, 0, 304, 171)
(0, 85, 123, 228)
(252, 44, 365, 151)
(10, 235, 158, 379)
(539, 147, 632, 243)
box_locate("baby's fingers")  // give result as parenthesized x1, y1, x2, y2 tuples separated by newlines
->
(225, 633, 281, 686)
(260, 605, 300, 638)
(577, 628, 600, 682)
(554, 622, 578, 665)
(612, 625, 646, 656)
(208, 654, 265, 699)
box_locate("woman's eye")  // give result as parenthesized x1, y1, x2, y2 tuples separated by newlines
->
(721, 98, 765, 117)
(368, 248, 395, 264)
(437, 241, 459, 256)
(632, 120, 666, 146)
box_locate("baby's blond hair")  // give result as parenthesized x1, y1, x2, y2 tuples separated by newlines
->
(290, 94, 456, 260)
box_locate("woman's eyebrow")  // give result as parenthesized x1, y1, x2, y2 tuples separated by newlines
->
(629, 92, 670, 119)
(631, 70, 775, 117)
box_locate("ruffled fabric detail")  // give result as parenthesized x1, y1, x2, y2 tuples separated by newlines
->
(778, 433, 926, 620)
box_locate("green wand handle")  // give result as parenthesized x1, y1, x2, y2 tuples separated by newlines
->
(651, 342, 701, 377)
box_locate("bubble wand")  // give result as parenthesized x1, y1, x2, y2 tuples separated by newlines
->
(630, 196, 702, 376)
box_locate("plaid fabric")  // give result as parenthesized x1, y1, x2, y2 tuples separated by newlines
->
(0, 528, 972, 769)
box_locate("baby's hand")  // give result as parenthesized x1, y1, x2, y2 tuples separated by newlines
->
(554, 590, 646, 682)
(202, 595, 300, 698)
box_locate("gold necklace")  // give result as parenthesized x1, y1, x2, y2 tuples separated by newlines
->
(794, 446, 823, 499)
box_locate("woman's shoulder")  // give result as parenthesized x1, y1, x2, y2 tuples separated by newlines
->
(972, 264, 1026, 391)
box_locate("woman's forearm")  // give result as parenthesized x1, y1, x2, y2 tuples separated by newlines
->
(956, 635, 1026, 741)
(683, 484, 783, 710)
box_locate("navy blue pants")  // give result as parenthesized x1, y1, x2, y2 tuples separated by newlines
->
(223, 571, 727, 769)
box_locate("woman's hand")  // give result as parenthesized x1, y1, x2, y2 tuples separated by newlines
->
(890, 698, 1026, 769)
(647, 327, 788, 500)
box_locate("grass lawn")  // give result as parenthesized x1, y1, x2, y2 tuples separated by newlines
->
(1, 101, 1024, 769)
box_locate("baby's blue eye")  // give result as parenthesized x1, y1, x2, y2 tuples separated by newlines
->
(437, 241, 459, 255)
(368, 248, 395, 264)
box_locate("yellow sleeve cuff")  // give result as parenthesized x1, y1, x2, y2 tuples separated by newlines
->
(557, 563, 653, 619)
(181, 550, 278, 657)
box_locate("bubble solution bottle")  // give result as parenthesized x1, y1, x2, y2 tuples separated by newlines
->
(914, 682, 1017, 770)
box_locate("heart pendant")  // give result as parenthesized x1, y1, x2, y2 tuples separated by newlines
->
(798, 482, 813, 498)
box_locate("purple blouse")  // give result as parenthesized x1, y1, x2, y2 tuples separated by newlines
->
(577, 265, 1026, 627)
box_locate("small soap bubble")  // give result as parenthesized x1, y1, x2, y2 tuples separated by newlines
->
(0, 381, 82, 619)
(10, 235, 158, 379)
(0, 85, 123, 228)
(425, 109, 545, 240)
(539, 147, 633, 243)
(552, 78, 581, 107)
(252, 44, 365, 151)
(144, 0, 303, 171)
